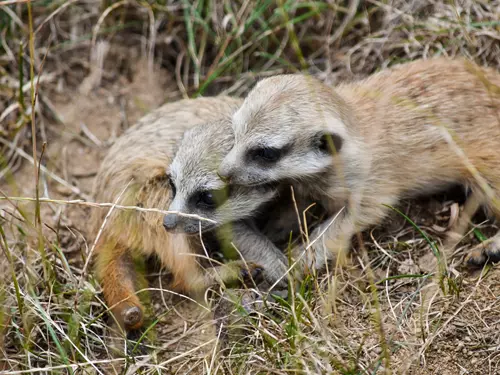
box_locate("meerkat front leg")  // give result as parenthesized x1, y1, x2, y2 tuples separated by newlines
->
(466, 234, 500, 267)
(295, 210, 356, 274)
(201, 260, 265, 289)
(217, 221, 289, 290)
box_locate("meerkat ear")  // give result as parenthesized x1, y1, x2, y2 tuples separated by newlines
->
(131, 158, 168, 180)
(317, 132, 343, 154)
(133, 159, 171, 206)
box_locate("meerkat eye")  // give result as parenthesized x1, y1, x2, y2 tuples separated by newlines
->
(195, 187, 229, 209)
(249, 147, 282, 163)
(168, 175, 177, 197)
(317, 133, 343, 154)
(198, 191, 215, 207)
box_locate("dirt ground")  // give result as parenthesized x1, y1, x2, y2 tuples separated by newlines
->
(1, 49, 500, 374)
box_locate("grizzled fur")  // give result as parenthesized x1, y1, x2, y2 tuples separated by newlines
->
(166, 119, 325, 287)
(219, 57, 500, 273)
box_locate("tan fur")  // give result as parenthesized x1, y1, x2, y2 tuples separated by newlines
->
(219, 57, 500, 273)
(91, 96, 249, 330)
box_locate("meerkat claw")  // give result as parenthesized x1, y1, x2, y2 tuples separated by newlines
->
(466, 250, 488, 268)
(485, 248, 500, 263)
(240, 263, 264, 286)
(466, 238, 500, 268)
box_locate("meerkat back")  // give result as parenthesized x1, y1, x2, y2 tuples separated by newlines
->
(336, 58, 500, 201)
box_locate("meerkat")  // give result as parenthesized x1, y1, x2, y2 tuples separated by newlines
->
(91, 96, 268, 332)
(217, 57, 500, 273)
(162, 118, 325, 288)
(91, 95, 322, 332)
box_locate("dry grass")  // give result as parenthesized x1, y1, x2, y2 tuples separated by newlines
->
(1, 0, 500, 374)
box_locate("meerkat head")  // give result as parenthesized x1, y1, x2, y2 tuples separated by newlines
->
(218, 74, 355, 186)
(163, 119, 278, 235)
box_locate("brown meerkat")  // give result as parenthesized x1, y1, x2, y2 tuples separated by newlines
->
(162, 118, 325, 288)
(217, 57, 500, 273)
(92, 96, 268, 331)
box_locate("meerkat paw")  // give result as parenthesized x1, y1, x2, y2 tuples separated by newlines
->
(213, 261, 264, 288)
(465, 236, 500, 268)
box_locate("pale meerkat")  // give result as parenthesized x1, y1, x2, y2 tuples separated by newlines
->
(163, 118, 325, 288)
(217, 57, 500, 273)
(91, 96, 269, 331)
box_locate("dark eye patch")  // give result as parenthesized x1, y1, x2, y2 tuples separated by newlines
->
(248, 146, 286, 164)
(192, 186, 230, 210)
(317, 133, 343, 154)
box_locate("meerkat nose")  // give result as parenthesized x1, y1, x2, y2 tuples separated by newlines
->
(217, 170, 231, 183)
(163, 213, 178, 230)
(217, 165, 233, 182)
